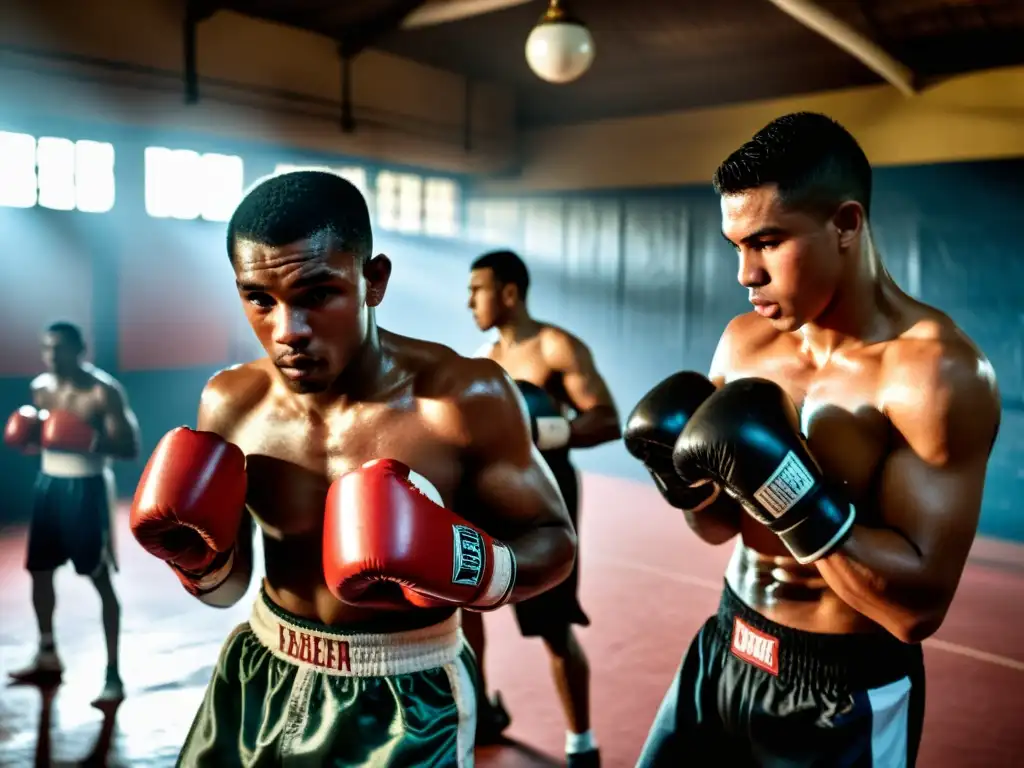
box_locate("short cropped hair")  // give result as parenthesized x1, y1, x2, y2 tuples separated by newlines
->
(713, 112, 873, 217)
(45, 321, 84, 350)
(226, 170, 373, 263)
(470, 250, 530, 301)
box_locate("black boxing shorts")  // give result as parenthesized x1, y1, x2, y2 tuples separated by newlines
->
(512, 450, 590, 637)
(637, 581, 925, 767)
(26, 451, 118, 576)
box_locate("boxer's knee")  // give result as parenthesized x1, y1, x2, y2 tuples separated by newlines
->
(30, 569, 55, 593)
(540, 625, 582, 661)
(90, 565, 118, 603)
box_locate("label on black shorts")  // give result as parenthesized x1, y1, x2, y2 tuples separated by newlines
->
(452, 525, 485, 586)
(731, 617, 780, 676)
(753, 451, 815, 518)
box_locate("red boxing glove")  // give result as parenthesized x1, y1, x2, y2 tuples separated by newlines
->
(5, 406, 44, 454)
(324, 459, 516, 611)
(130, 427, 247, 595)
(41, 410, 97, 453)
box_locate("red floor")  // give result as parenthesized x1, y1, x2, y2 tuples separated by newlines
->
(1, 474, 1022, 767)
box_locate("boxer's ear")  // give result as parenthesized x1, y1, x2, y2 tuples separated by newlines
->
(832, 201, 864, 250)
(500, 282, 518, 308)
(363, 254, 392, 307)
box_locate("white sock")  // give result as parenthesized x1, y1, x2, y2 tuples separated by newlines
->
(565, 730, 597, 754)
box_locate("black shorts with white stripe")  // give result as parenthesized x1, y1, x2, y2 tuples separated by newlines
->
(637, 581, 925, 768)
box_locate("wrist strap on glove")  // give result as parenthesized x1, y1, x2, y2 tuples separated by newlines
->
(171, 548, 236, 596)
(469, 542, 517, 612)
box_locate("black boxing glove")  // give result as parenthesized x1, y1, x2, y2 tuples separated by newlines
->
(515, 381, 571, 452)
(624, 372, 719, 509)
(673, 377, 855, 564)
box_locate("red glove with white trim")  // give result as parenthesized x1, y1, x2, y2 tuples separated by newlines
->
(324, 458, 516, 611)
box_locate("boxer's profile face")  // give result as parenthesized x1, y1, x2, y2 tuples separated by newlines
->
(41, 331, 81, 376)
(468, 268, 507, 331)
(721, 184, 848, 331)
(233, 233, 391, 394)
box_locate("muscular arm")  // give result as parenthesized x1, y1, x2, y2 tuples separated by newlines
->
(816, 349, 1000, 643)
(192, 370, 256, 608)
(542, 329, 621, 448)
(459, 359, 577, 601)
(94, 382, 141, 460)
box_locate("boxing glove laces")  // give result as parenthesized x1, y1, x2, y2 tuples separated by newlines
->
(673, 377, 856, 564)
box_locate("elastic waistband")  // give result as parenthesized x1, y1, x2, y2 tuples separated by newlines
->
(715, 581, 922, 690)
(40, 451, 107, 478)
(249, 589, 462, 678)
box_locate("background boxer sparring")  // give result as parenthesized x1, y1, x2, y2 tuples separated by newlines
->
(1, 0, 1023, 765)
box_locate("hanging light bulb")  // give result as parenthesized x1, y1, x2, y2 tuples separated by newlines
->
(524, 0, 595, 85)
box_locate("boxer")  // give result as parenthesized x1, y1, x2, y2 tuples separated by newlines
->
(466, 250, 620, 767)
(626, 112, 1000, 767)
(129, 171, 576, 767)
(4, 322, 140, 706)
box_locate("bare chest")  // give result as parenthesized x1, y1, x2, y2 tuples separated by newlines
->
(724, 356, 892, 505)
(35, 384, 104, 425)
(229, 401, 464, 539)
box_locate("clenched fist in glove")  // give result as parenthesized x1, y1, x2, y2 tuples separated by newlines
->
(624, 371, 719, 509)
(324, 459, 517, 611)
(130, 427, 247, 595)
(673, 377, 856, 564)
(5, 406, 44, 454)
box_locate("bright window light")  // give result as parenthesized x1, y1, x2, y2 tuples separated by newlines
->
(376, 171, 399, 230)
(424, 178, 459, 237)
(145, 147, 199, 219)
(0, 133, 116, 213)
(146, 147, 244, 221)
(0, 131, 38, 208)
(397, 174, 423, 234)
(75, 140, 115, 214)
(36, 137, 77, 211)
(198, 153, 244, 222)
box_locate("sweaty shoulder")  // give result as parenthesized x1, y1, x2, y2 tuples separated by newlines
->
(710, 312, 784, 381)
(404, 339, 524, 449)
(404, 337, 512, 404)
(84, 364, 124, 394)
(882, 315, 1000, 462)
(197, 360, 273, 437)
(538, 323, 589, 363)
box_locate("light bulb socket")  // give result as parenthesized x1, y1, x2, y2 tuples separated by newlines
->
(536, 0, 584, 27)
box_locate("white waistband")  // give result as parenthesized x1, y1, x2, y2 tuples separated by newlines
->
(248, 596, 462, 677)
(40, 450, 107, 478)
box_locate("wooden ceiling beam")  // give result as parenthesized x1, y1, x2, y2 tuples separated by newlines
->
(765, 0, 917, 96)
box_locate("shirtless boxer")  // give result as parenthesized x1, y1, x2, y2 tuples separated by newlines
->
(4, 321, 140, 705)
(625, 112, 1000, 766)
(466, 250, 620, 768)
(128, 171, 576, 767)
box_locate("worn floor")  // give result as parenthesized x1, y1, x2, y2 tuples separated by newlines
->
(1, 474, 1022, 767)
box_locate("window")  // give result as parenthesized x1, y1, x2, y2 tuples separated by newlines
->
(145, 147, 244, 222)
(0, 131, 115, 213)
(467, 198, 520, 245)
(424, 178, 459, 237)
(376, 171, 399, 230)
(0, 132, 37, 208)
(376, 171, 423, 233)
